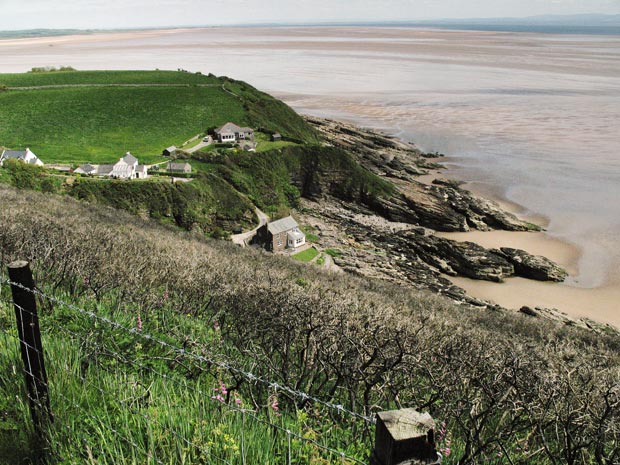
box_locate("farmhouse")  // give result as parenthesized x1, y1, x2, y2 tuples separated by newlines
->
(254, 216, 306, 253)
(74, 152, 148, 179)
(167, 162, 192, 174)
(214, 122, 254, 143)
(0, 148, 44, 167)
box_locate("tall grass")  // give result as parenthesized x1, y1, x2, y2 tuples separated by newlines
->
(0, 294, 368, 465)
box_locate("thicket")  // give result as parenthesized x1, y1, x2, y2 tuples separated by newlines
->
(0, 160, 62, 193)
(28, 66, 77, 73)
(68, 174, 254, 233)
(0, 185, 619, 464)
(203, 145, 394, 215)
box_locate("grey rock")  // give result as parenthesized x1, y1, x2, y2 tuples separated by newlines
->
(497, 247, 568, 282)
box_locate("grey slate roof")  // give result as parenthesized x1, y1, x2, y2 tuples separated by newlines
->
(136, 165, 148, 173)
(267, 216, 299, 235)
(215, 122, 254, 134)
(167, 162, 191, 172)
(96, 165, 114, 175)
(122, 153, 138, 165)
(287, 230, 305, 240)
(75, 163, 97, 174)
(2, 150, 27, 160)
(165, 146, 177, 152)
(215, 122, 241, 134)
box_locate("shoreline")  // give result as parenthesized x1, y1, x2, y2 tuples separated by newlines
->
(306, 115, 620, 329)
(417, 164, 620, 327)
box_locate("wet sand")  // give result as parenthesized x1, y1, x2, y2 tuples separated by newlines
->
(418, 166, 620, 327)
(436, 185, 620, 327)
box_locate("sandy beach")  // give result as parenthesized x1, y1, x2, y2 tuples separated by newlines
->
(429, 175, 620, 327)
(1, 26, 619, 326)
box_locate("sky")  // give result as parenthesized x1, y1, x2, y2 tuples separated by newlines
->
(2, 0, 620, 30)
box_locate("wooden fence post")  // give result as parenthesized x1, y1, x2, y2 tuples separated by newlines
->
(7, 260, 52, 440)
(370, 409, 440, 465)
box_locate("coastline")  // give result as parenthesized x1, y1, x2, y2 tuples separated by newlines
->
(418, 164, 620, 327)
(1, 26, 617, 327)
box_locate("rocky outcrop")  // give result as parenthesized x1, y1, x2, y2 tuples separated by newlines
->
(392, 230, 514, 282)
(496, 247, 568, 282)
(430, 180, 537, 231)
(306, 116, 435, 180)
(308, 201, 565, 290)
(307, 116, 535, 233)
(300, 117, 572, 326)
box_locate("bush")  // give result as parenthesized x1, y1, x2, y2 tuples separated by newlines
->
(29, 66, 76, 73)
(0, 185, 619, 464)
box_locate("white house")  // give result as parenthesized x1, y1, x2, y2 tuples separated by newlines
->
(0, 148, 44, 167)
(110, 152, 138, 179)
(214, 122, 254, 143)
(74, 152, 148, 179)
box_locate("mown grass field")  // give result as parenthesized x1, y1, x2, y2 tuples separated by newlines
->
(292, 247, 319, 262)
(0, 70, 221, 87)
(0, 85, 246, 164)
(0, 70, 318, 165)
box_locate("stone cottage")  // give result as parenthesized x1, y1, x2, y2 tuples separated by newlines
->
(254, 216, 306, 252)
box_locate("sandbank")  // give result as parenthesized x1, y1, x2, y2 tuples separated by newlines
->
(425, 172, 620, 327)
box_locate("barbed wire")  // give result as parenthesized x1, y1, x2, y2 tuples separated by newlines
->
(43, 302, 367, 464)
(2, 277, 376, 424)
(1, 327, 167, 465)
(2, 281, 370, 464)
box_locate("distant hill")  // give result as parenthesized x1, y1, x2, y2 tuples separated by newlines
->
(426, 14, 620, 27)
(388, 14, 620, 35)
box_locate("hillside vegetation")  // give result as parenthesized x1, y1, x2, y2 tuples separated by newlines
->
(1, 186, 619, 464)
(0, 70, 318, 163)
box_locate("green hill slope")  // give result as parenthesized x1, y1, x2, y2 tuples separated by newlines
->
(1, 185, 619, 464)
(0, 70, 318, 163)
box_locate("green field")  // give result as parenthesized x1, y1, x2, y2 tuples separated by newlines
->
(0, 70, 318, 165)
(0, 70, 221, 87)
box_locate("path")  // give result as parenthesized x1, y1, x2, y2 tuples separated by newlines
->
(321, 253, 343, 273)
(231, 208, 269, 246)
(8, 83, 221, 91)
(186, 140, 211, 153)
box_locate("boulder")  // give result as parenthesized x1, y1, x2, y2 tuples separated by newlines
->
(497, 247, 568, 282)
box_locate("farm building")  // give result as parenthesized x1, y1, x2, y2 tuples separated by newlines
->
(163, 146, 177, 157)
(0, 148, 44, 167)
(271, 133, 282, 142)
(74, 152, 148, 179)
(167, 162, 192, 174)
(254, 216, 306, 253)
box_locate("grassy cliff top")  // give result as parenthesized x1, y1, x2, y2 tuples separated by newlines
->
(0, 70, 319, 164)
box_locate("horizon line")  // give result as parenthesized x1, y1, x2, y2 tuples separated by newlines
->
(1, 13, 619, 34)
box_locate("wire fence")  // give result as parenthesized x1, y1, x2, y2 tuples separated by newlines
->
(1, 274, 371, 464)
